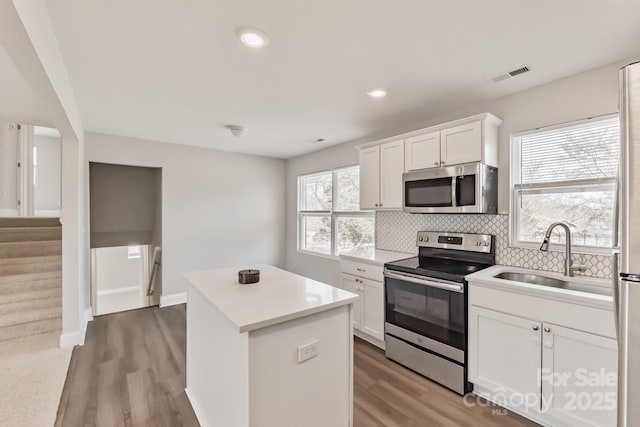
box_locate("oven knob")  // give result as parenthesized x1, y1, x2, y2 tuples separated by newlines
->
(423, 236, 429, 242)
(482, 241, 490, 247)
(475, 241, 481, 246)
(418, 236, 424, 242)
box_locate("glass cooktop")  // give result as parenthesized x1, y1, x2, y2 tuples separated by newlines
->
(385, 256, 492, 283)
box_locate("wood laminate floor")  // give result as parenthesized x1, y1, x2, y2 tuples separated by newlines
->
(56, 305, 538, 427)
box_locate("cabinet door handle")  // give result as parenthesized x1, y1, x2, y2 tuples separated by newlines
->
(434, 161, 439, 166)
(544, 327, 551, 333)
(440, 161, 445, 165)
(374, 203, 379, 207)
(532, 325, 539, 331)
(356, 268, 366, 272)
(379, 203, 383, 207)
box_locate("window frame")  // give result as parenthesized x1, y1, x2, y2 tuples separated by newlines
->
(509, 114, 619, 255)
(297, 165, 374, 259)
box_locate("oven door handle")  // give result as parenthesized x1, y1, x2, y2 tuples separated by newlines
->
(384, 270, 464, 293)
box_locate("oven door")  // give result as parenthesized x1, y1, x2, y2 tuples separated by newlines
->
(384, 269, 466, 358)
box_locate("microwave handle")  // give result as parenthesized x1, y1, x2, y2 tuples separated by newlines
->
(451, 176, 457, 207)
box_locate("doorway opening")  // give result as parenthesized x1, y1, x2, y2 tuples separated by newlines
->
(0, 123, 61, 217)
(89, 162, 162, 315)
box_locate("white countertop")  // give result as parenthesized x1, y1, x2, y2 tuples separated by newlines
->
(466, 264, 613, 310)
(184, 264, 359, 333)
(339, 248, 414, 266)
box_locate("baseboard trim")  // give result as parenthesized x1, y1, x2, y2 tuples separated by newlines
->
(80, 308, 93, 345)
(59, 308, 93, 348)
(160, 292, 187, 307)
(185, 388, 209, 427)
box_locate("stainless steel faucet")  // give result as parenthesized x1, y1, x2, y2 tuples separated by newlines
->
(539, 221, 585, 277)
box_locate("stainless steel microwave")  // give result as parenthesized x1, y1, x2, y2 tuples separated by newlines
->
(403, 162, 497, 214)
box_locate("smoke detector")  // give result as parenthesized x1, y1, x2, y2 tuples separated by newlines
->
(226, 125, 248, 138)
(493, 64, 532, 83)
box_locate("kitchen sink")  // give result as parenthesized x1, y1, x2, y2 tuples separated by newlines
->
(493, 271, 612, 296)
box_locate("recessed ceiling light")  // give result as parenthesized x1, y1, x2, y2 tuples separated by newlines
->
(237, 26, 269, 48)
(366, 89, 387, 99)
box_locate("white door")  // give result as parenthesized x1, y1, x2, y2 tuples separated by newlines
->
(359, 146, 380, 210)
(361, 278, 384, 341)
(379, 139, 404, 209)
(0, 123, 19, 216)
(405, 131, 441, 171)
(541, 323, 617, 427)
(341, 274, 362, 330)
(440, 120, 482, 166)
(468, 306, 542, 414)
(93, 245, 150, 315)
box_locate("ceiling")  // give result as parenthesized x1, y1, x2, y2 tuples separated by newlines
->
(43, 0, 640, 158)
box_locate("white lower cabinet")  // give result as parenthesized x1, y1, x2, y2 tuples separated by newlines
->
(468, 287, 617, 427)
(469, 307, 542, 414)
(341, 274, 362, 330)
(340, 270, 385, 346)
(541, 323, 617, 427)
(360, 277, 384, 341)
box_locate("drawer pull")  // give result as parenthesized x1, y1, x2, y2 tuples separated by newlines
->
(532, 325, 539, 331)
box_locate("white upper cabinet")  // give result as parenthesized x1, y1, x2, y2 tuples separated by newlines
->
(358, 113, 501, 207)
(401, 113, 501, 172)
(379, 140, 404, 209)
(359, 145, 380, 210)
(359, 139, 404, 210)
(440, 120, 482, 166)
(405, 131, 441, 171)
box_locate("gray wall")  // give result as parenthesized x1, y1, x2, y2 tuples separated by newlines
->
(86, 132, 286, 298)
(89, 162, 160, 248)
(286, 59, 629, 285)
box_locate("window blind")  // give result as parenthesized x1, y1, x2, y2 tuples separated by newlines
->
(518, 117, 619, 184)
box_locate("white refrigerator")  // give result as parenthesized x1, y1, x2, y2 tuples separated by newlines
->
(616, 60, 640, 427)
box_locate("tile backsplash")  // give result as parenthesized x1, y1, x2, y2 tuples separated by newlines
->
(375, 211, 612, 279)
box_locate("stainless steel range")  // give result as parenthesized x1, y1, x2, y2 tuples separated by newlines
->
(383, 231, 494, 395)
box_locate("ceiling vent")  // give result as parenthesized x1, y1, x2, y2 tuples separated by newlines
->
(493, 64, 532, 83)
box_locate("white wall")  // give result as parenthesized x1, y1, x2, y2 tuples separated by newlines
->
(86, 132, 286, 299)
(286, 59, 630, 284)
(33, 134, 61, 214)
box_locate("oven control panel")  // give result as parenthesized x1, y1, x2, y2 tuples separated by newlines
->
(416, 231, 493, 253)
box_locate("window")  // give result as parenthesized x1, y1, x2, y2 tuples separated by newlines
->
(511, 115, 619, 250)
(298, 166, 374, 256)
(127, 245, 141, 259)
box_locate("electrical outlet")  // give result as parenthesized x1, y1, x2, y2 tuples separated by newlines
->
(297, 340, 319, 363)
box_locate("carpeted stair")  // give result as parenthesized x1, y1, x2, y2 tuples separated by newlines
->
(0, 218, 62, 342)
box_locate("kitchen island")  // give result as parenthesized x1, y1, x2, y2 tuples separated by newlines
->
(184, 264, 359, 427)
